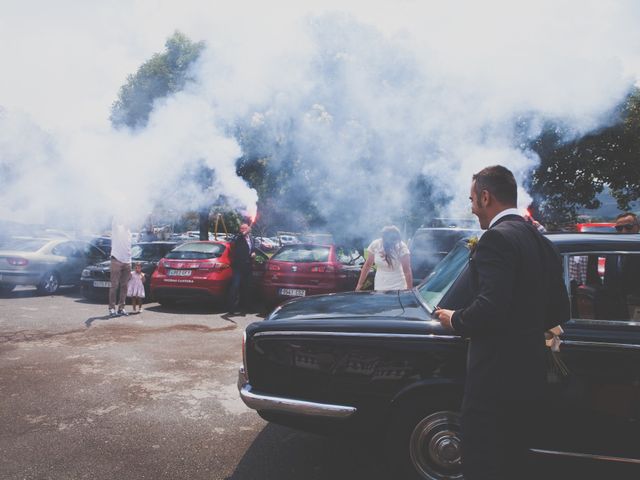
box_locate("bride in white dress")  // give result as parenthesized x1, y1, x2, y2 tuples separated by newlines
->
(356, 225, 413, 291)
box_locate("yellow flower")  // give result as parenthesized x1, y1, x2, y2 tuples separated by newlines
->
(466, 236, 479, 252)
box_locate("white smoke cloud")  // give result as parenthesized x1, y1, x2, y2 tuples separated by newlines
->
(0, 0, 639, 235)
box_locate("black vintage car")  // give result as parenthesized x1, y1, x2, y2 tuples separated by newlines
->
(238, 233, 640, 479)
(80, 241, 180, 301)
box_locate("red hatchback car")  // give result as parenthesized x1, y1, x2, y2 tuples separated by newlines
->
(262, 243, 368, 306)
(151, 241, 267, 305)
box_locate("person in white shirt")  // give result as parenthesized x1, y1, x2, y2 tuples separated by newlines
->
(109, 216, 132, 317)
(356, 225, 413, 291)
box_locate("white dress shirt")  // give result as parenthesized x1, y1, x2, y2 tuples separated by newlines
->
(488, 208, 521, 229)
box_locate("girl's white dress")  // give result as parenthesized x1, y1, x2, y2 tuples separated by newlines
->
(127, 271, 145, 298)
(366, 238, 410, 291)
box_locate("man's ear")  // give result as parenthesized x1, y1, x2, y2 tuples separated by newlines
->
(480, 190, 490, 207)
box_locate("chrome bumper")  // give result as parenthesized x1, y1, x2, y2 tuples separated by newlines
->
(237, 367, 357, 419)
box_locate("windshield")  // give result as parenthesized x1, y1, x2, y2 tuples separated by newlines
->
(0, 238, 49, 252)
(417, 241, 470, 311)
(132, 243, 175, 261)
(272, 245, 330, 262)
(165, 242, 226, 260)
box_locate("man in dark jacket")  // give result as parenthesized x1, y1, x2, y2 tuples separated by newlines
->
(436, 165, 570, 479)
(227, 223, 255, 313)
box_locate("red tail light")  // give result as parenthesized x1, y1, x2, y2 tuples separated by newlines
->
(201, 262, 230, 272)
(7, 257, 28, 266)
(156, 259, 167, 273)
(268, 264, 281, 271)
(310, 264, 335, 273)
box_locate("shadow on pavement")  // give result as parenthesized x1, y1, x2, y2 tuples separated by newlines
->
(226, 424, 388, 480)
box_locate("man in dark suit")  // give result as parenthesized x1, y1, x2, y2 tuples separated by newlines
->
(436, 165, 570, 479)
(227, 223, 255, 313)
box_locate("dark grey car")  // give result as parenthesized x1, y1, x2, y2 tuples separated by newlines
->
(0, 237, 109, 294)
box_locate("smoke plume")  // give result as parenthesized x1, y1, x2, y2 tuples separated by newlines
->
(1, 0, 638, 238)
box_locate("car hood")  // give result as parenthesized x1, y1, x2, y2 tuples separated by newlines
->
(267, 290, 430, 322)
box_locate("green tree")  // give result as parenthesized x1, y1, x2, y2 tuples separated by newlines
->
(528, 87, 640, 225)
(110, 31, 205, 129)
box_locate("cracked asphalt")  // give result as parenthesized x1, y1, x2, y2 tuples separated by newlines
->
(0, 287, 387, 480)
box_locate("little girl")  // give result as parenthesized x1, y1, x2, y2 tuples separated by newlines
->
(127, 262, 146, 313)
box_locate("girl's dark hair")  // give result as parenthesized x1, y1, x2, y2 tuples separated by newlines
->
(381, 226, 402, 267)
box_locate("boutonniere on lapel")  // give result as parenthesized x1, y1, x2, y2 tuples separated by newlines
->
(466, 236, 479, 255)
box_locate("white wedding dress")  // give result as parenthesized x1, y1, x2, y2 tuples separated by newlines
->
(366, 238, 410, 291)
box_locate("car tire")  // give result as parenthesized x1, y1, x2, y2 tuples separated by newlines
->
(37, 271, 61, 295)
(387, 393, 463, 480)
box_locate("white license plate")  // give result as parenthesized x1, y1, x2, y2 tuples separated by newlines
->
(278, 288, 306, 297)
(93, 281, 111, 288)
(168, 269, 192, 277)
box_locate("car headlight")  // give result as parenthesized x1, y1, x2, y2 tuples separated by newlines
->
(81, 269, 90, 278)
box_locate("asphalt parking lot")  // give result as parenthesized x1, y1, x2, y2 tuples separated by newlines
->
(0, 287, 387, 480)
(2, 288, 637, 480)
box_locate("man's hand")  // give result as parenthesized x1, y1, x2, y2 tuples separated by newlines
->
(434, 307, 455, 330)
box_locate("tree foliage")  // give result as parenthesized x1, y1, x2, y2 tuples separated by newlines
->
(110, 31, 205, 129)
(528, 87, 640, 225)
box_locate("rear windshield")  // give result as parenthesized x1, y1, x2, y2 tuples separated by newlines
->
(165, 242, 226, 260)
(272, 245, 330, 263)
(132, 243, 176, 261)
(0, 238, 49, 252)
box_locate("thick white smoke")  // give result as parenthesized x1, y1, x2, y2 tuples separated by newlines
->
(1, 0, 639, 236)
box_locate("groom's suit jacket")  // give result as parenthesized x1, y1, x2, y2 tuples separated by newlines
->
(451, 214, 570, 413)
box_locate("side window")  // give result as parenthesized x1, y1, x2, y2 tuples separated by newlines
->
(571, 253, 640, 321)
(52, 242, 76, 257)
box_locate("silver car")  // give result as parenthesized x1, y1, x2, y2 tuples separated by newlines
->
(0, 237, 109, 294)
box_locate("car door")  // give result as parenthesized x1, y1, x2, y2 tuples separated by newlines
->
(536, 251, 640, 462)
(50, 241, 82, 284)
(336, 246, 363, 290)
(251, 248, 268, 290)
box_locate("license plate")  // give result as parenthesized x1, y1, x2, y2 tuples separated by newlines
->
(278, 288, 306, 297)
(93, 281, 111, 288)
(168, 269, 192, 277)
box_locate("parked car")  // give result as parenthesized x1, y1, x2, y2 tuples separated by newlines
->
(239, 232, 640, 479)
(254, 236, 278, 251)
(150, 240, 268, 305)
(80, 241, 180, 301)
(278, 234, 299, 246)
(0, 237, 109, 294)
(261, 243, 370, 306)
(408, 227, 481, 285)
(576, 222, 616, 233)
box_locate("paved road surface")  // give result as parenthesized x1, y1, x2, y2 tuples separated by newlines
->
(0, 287, 387, 480)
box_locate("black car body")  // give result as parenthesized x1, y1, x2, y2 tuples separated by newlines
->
(239, 233, 640, 479)
(408, 227, 481, 285)
(80, 241, 179, 301)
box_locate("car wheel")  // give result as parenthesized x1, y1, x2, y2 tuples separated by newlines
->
(37, 271, 60, 295)
(388, 395, 463, 480)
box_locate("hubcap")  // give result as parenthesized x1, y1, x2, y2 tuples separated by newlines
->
(44, 274, 58, 293)
(409, 411, 463, 480)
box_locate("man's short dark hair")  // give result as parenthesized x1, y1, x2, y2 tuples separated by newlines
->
(472, 165, 517, 205)
(615, 212, 639, 224)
